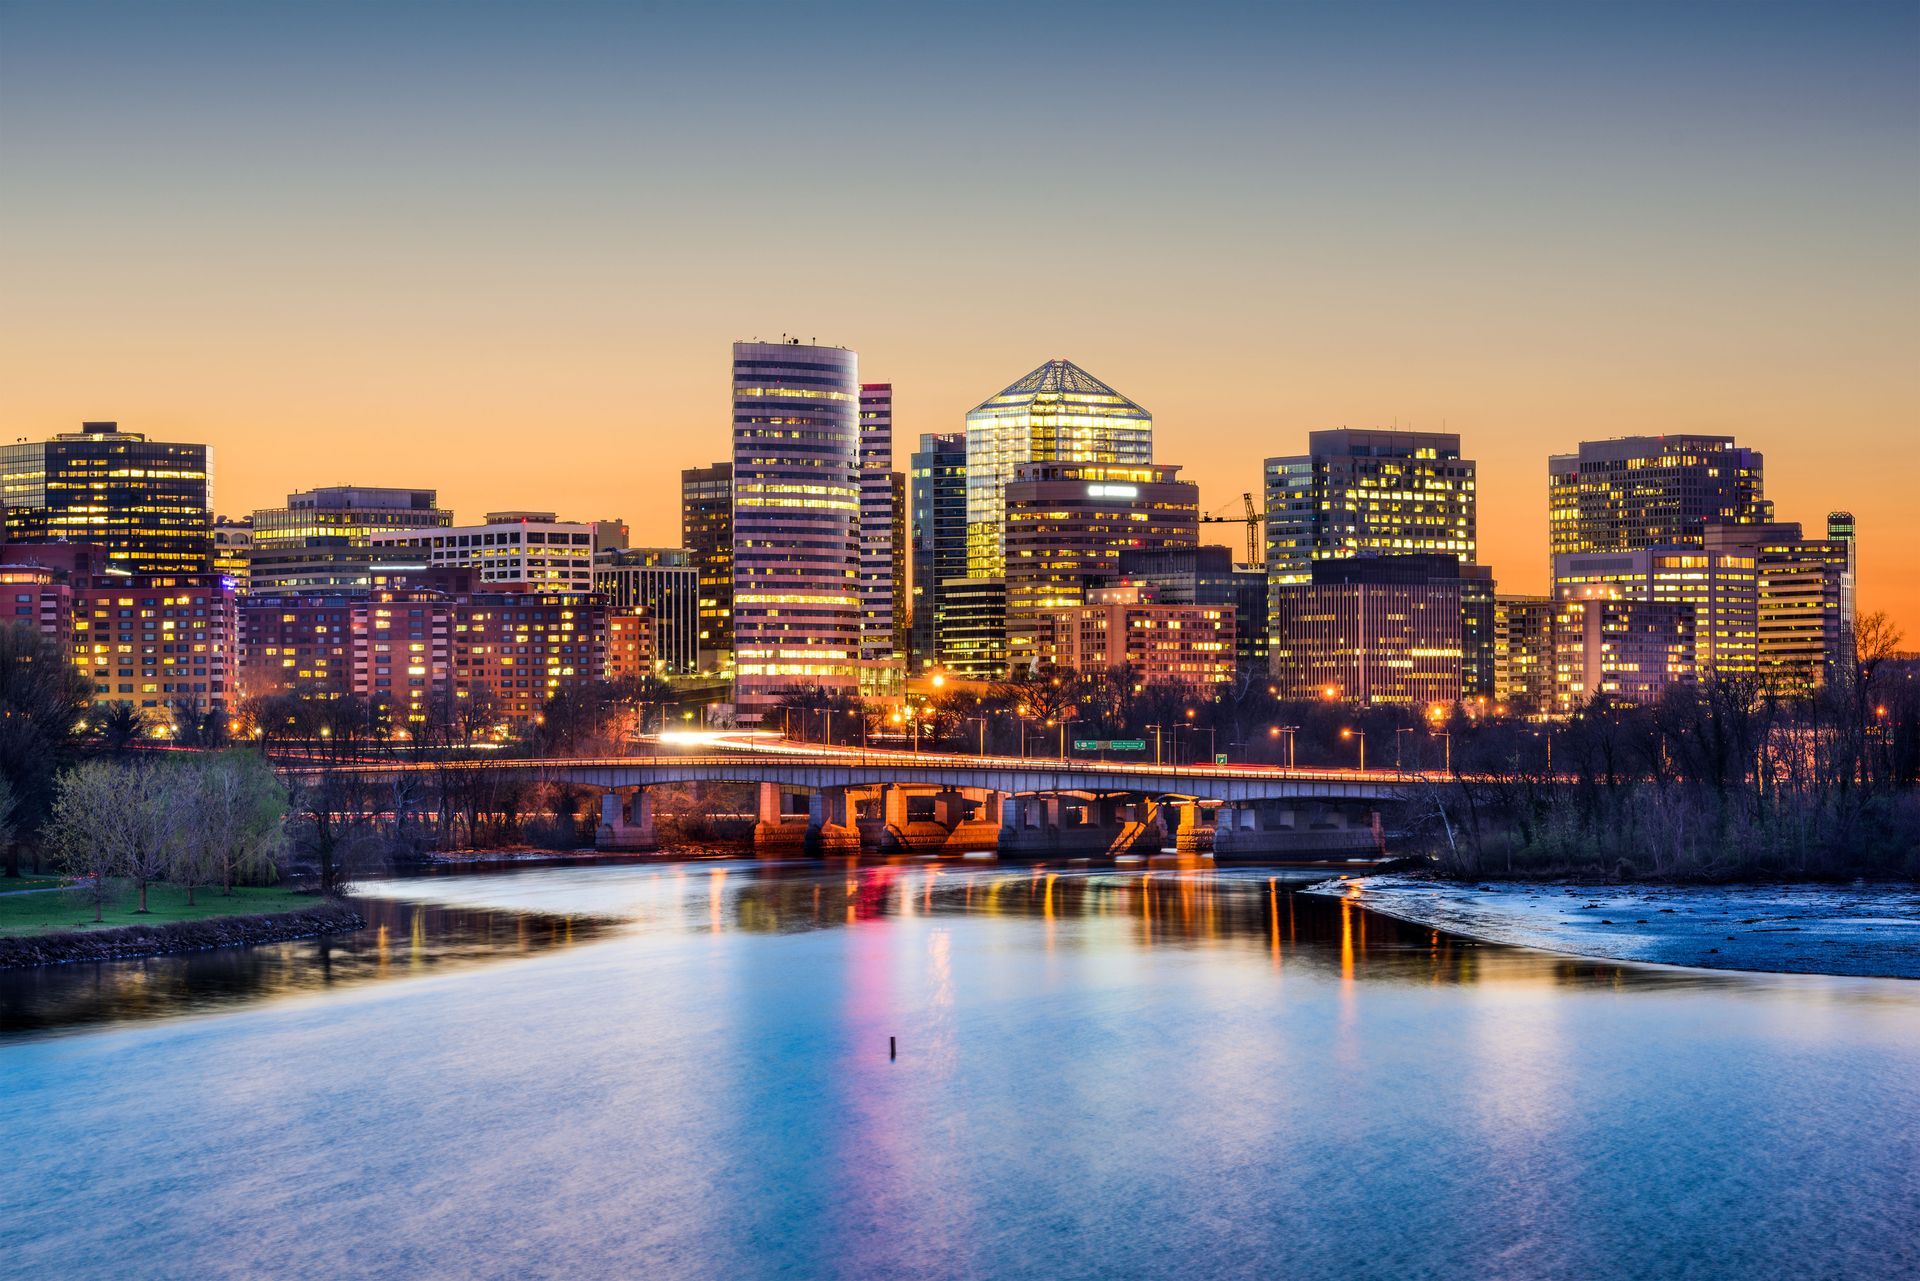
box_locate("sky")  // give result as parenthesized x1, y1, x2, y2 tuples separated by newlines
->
(2, 1, 1915, 629)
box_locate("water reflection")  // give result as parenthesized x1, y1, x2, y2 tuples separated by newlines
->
(0, 860, 1883, 1042)
(0, 896, 608, 1038)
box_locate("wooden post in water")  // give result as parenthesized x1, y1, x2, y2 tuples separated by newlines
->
(890, 1036, 896, 1061)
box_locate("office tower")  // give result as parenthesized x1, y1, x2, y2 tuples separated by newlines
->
(909, 432, 967, 671)
(1548, 435, 1771, 558)
(890, 470, 908, 661)
(964, 359, 1152, 582)
(937, 576, 1006, 680)
(1704, 519, 1857, 693)
(730, 340, 861, 720)
(593, 547, 701, 675)
(1111, 544, 1269, 673)
(212, 516, 253, 594)
(1552, 592, 1696, 713)
(681, 461, 734, 665)
(1263, 429, 1477, 587)
(1270, 555, 1487, 706)
(1827, 511, 1857, 636)
(371, 514, 595, 590)
(249, 486, 452, 592)
(591, 520, 630, 554)
(1, 421, 212, 574)
(857, 383, 901, 693)
(1552, 546, 1757, 675)
(1047, 584, 1234, 689)
(1494, 594, 1556, 715)
(1001, 462, 1199, 673)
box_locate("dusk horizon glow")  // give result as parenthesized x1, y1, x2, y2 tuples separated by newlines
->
(3, 0, 1914, 628)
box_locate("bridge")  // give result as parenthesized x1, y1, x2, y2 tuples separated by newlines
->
(300, 733, 1418, 861)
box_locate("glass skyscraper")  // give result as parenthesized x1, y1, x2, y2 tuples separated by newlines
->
(1548, 435, 1770, 558)
(857, 383, 900, 692)
(908, 431, 966, 672)
(964, 359, 1152, 582)
(2, 421, 212, 574)
(730, 340, 861, 721)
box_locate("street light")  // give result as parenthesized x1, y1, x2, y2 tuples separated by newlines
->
(964, 715, 987, 757)
(1396, 727, 1416, 772)
(1340, 726, 1365, 771)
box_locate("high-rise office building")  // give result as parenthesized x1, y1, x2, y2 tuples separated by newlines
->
(909, 432, 967, 672)
(857, 383, 901, 693)
(964, 359, 1152, 582)
(937, 576, 1007, 681)
(1263, 430, 1481, 689)
(371, 514, 596, 590)
(1548, 435, 1771, 558)
(1552, 591, 1696, 713)
(1494, 594, 1556, 715)
(250, 486, 452, 592)
(1553, 546, 1757, 676)
(1263, 429, 1477, 588)
(681, 461, 733, 665)
(1, 421, 212, 574)
(1001, 461, 1199, 673)
(1046, 584, 1235, 690)
(593, 547, 701, 676)
(890, 470, 908, 662)
(1109, 545, 1269, 674)
(1270, 556, 1473, 707)
(1704, 519, 1857, 693)
(730, 340, 861, 721)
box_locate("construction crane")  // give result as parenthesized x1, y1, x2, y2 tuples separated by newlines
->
(1199, 492, 1264, 565)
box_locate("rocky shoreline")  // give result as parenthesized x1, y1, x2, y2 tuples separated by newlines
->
(0, 901, 365, 970)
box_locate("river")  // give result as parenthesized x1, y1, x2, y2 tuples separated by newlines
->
(3, 860, 1916, 1280)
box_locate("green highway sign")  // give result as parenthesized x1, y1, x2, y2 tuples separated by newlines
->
(1073, 738, 1147, 752)
(1215, 753, 1230, 765)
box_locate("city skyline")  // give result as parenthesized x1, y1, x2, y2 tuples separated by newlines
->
(2, 2, 1912, 631)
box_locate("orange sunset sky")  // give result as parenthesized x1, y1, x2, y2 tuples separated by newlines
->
(2, 3, 1914, 633)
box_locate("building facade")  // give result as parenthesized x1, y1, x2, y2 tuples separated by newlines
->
(1551, 591, 1697, 713)
(1264, 430, 1478, 636)
(212, 517, 253, 594)
(964, 359, 1152, 583)
(249, 486, 451, 592)
(1, 422, 213, 575)
(370, 514, 595, 590)
(1047, 585, 1234, 689)
(1552, 546, 1757, 676)
(1494, 594, 1556, 715)
(1110, 544, 1269, 673)
(856, 383, 902, 694)
(1002, 461, 1199, 674)
(681, 461, 734, 666)
(1270, 557, 1471, 707)
(936, 576, 1007, 681)
(1548, 435, 1771, 558)
(909, 432, 967, 672)
(593, 547, 700, 675)
(730, 340, 862, 721)
(1704, 519, 1857, 693)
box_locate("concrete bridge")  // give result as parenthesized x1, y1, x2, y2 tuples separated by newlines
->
(301, 739, 1413, 862)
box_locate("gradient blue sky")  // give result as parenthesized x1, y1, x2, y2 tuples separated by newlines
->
(3, 1, 1915, 621)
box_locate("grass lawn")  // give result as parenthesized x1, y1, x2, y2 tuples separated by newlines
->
(0, 880, 321, 938)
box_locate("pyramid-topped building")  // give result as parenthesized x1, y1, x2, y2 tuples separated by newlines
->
(963, 359, 1152, 580)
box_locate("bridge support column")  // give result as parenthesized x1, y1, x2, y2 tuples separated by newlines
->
(596, 786, 658, 852)
(753, 782, 808, 856)
(1174, 801, 1214, 853)
(806, 786, 860, 855)
(1212, 798, 1385, 861)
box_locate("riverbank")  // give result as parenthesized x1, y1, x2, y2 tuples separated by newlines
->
(1308, 874, 1920, 979)
(0, 882, 364, 969)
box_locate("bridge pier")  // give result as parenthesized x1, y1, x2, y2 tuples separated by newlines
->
(997, 790, 1165, 859)
(595, 786, 657, 851)
(1211, 799, 1385, 861)
(1173, 801, 1213, 854)
(805, 785, 860, 856)
(753, 782, 810, 856)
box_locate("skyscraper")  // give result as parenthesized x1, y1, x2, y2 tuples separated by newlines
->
(1263, 429, 1478, 587)
(964, 359, 1152, 582)
(681, 461, 733, 666)
(857, 383, 901, 693)
(249, 486, 452, 592)
(909, 432, 966, 671)
(1, 421, 212, 574)
(730, 340, 861, 721)
(594, 546, 701, 676)
(1704, 518, 1857, 692)
(1001, 461, 1199, 672)
(1263, 430, 1483, 692)
(1548, 435, 1771, 558)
